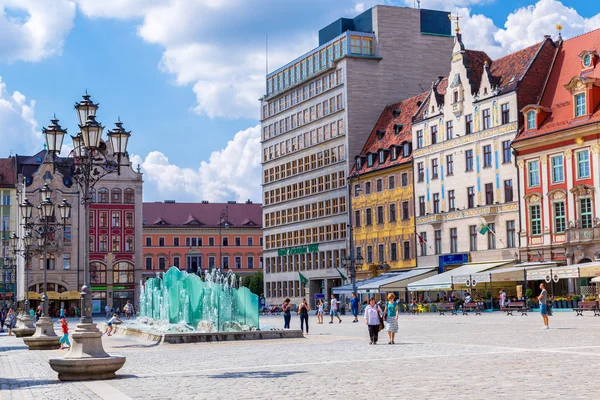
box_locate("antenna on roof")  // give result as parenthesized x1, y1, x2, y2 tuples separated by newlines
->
(556, 23, 563, 39)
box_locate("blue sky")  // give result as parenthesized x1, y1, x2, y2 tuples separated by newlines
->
(0, 0, 598, 202)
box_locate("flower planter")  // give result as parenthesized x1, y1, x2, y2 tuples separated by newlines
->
(562, 300, 567, 308)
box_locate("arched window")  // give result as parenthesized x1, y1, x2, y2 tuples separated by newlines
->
(111, 188, 122, 203)
(89, 188, 96, 203)
(113, 262, 134, 284)
(90, 262, 107, 284)
(39, 254, 55, 270)
(98, 188, 109, 203)
(124, 189, 135, 204)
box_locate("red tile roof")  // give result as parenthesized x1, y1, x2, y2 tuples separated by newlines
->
(143, 202, 263, 229)
(0, 157, 16, 188)
(463, 50, 492, 94)
(514, 29, 600, 143)
(489, 42, 544, 92)
(353, 91, 429, 175)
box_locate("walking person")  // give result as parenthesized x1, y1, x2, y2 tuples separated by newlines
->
(499, 289, 507, 311)
(124, 300, 134, 320)
(350, 292, 360, 323)
(383, 293, 399, 344)
(59, 317, 71, 350)
(316, 300, 324, 324)
(329, 294, 342, 324)
(298, 298, 310, 334)
(35, 305, 42, 322)
(104, 313, 122, 336)
(364, 298, 382, 345)
(539, 283, 549, 329)
(5, 309, 16, 336)
(59, 306, 65, 319)
(282, 298, 292, 329)
(105, 304, 111, 319)
(0, 308, 6, 333)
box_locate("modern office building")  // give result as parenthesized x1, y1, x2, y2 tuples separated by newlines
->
(142, 201, 263, 278)
(411, 30, 557, 273)
(260, 5, 454, 306)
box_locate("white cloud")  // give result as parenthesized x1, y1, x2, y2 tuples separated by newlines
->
(0, 76, 42, 155)
(131, 124, 261, 202)
(0, 0, 76, 62)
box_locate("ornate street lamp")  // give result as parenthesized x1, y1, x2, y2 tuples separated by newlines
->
(45, 92, 128, 381)
(10, 231, 37, 337)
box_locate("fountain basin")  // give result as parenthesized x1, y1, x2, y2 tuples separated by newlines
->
(49, 356, 126, 381)
(102, 323, 304, 344)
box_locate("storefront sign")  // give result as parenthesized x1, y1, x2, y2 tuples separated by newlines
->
(439, 253, 469, 273)
(92, 286, 107, 291)
(277, 244, 319, 257)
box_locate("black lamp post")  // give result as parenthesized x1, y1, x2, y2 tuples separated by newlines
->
(44, 93, 128, 380)
(10, 231, 35, 315)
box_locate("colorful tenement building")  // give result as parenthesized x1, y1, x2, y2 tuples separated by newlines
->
(142, 201, 263, 279)
(351, 94, 426, 279)
(513, 29, 600, 271)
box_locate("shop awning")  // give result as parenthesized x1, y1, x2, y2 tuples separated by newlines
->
(528, 261, 600, 281)
(26, 291, 42, 300)
(359, 268, 436, 292)
(60, 291, 81, 300)
(46, 291, 62, 300)
(591, 276, 600, 283)
(408, 261, 512, 291)
(491, 262, 557, 282)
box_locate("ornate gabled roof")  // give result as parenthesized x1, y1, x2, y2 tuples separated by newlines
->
(353, 91, 429, 175)
(463, 50, 493, 94)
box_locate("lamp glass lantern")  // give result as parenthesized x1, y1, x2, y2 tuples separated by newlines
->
(40, 198, 55, 219)
(74, 93, 99, 126)
(72, 134, 84, 158)
(80, 115, 103, 149)
(20, 199, 34, 221)
(43, 118, 67, 155)
(9, 233, 18, 249)
(58, 199, 72, 221)
(24, 231, 33, 247)
(107, 121, 131, 155)
(39, 183, 53, 203)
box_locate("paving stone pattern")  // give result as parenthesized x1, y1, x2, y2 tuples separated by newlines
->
(1, 312, 599, 399)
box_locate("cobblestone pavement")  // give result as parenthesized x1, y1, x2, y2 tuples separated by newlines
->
(2, 312, 600, 399)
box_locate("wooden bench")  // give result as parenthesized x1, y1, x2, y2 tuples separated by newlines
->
(463, 302, 482, 315)
(573, 301, 600, 316)
(438, 303, 457, 315)
(505, 301, 528, 316)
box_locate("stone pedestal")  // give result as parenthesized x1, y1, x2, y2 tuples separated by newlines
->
(22, 317, 60, 350)
(49, 322, 126, 381)
(13, 314, 36, 337)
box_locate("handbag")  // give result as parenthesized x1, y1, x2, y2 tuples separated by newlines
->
(378, 310, 385, 332)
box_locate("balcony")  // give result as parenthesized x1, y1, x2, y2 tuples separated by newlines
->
(452, 101, 463, 117)
(566, 227, 600, 243)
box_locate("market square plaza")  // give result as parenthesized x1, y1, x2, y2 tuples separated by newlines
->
(1, 312, 599, 399)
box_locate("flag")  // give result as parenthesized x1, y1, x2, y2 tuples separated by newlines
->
(478, 222, 489, 235)
(298, 272, 308, 285)
(336, 268, 347, 281)
(415, 232, 427, 244)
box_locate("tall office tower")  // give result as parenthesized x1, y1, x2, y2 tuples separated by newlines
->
(260, 5, 453, 306)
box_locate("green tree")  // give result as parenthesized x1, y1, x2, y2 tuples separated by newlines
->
(242, 272, 263, 297)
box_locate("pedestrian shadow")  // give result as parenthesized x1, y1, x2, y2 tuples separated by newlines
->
(0, 377, 62, 388)
(0, 344, 29, 351)
(206, 370, 306, 379)
(111, 342, 161, 349)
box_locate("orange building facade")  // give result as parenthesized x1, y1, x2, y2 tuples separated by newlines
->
(142, 201, 263, 278)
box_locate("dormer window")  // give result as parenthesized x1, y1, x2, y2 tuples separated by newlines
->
(377, 129, 386, 141)
(403, 143, 411, 157)
(394, 124, 403, 135)
(584, 54, 592, 68)
(391, 147, 397, 160)
(575, 93, 586, 117)
(356, 157, 362, 170)
(526, 111, 536, 130)
(367, 154, 373, 167)
(379, 150, 385, 164)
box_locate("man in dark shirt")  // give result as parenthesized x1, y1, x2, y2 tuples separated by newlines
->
(350, 293, 359, 323)
(538, 283, 549, 329)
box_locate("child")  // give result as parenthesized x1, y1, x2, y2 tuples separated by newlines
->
(59, 317, 70, 349)
(105, 313, 122, 336)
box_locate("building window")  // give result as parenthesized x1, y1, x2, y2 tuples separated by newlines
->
(446, 120, 453, 140)
(124, 188, 135, 204)
(100, 211, 108, 228)
(376, 178, 383, 192)
(157, 237, 164, 247)
(504, 179, 513, 202)
(235, 256, 242, 269)
(433, 193, 440, 213)
(366, 208, 372, 225)
(450, 228, 458, 253)
(554, 201, 566, 233)
(551, 155, 564, 183)
(403, 241, 410, 260)
(485, 183, 494, 205)
(158, 256, 166, 270)
(502, 140, 511, 163)
(402, 201, 409, 220)
(111, 188, 122, 203)
(174, 237, 180, 246)
(401, 173, 409, 187)
(113, 262, 134, 283)
(146, 237, 152, 247)
(100, 236, 108, 252)
(209, 237, 215, 246)
(469, 225, 477, 251)
(431, 125, 438, 144)
(576, 150, 590, 179)
(418, 196, 425, 216)
(98, 188, 109, 203)
(388, 175, 395, 190)
(367, 154, 373, 167)
(63, 226, 71, 243)
(208, 256, 215, 268)
(448, 190, 456, 211)
(63, 254, 71, 270)
(431, 158, 439, 179)
(465, 150, 473, 171)
(530, 204, 542, 235)
(575, 93, 586, 117)
(222, 237, 229, 246)
(145, 257, 152, 270)
(377, 244, 385, 263)
(248, 256, 254, 268)
(125, 236, 134, 252)
(367, 245, 373, 263)
(419, 232, 427, 256)
(235, 237, 241, 246)
(89, 211, 94, 228)
(446, 154, 454, 176)
(377, 206, 384, 224)
(526, 111, 536, 130)
(355, 210, 361, 227)
(507, 220, 515, 248)
(580, 197, 593, 228)
(111, 211, 120, 228)
(125, 212, 134, 228)
(467, 187, 475, 208)
(248, 237, 254, 246)
(434, 230, 442, 255)
(354, 184, 361, 197)
(501, 103, 510, 124)
(112, 236, 120, 252)
(390, 243, 398, 261)
(365, 181, 371, 194)
(416, 130, 423, 148)
(90, 262, 107, 283)
(417, 162, 424, 182)
(379, 151, 385, 164)
(482, 109, 491, 129)
(389, 204, 396, 222)
(528, 160, 540, 186)
(487, 223, 496, 250)
(483, 145, 492, 167)
(173, 256, 180, 268)
(465, 114, 473, 135)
